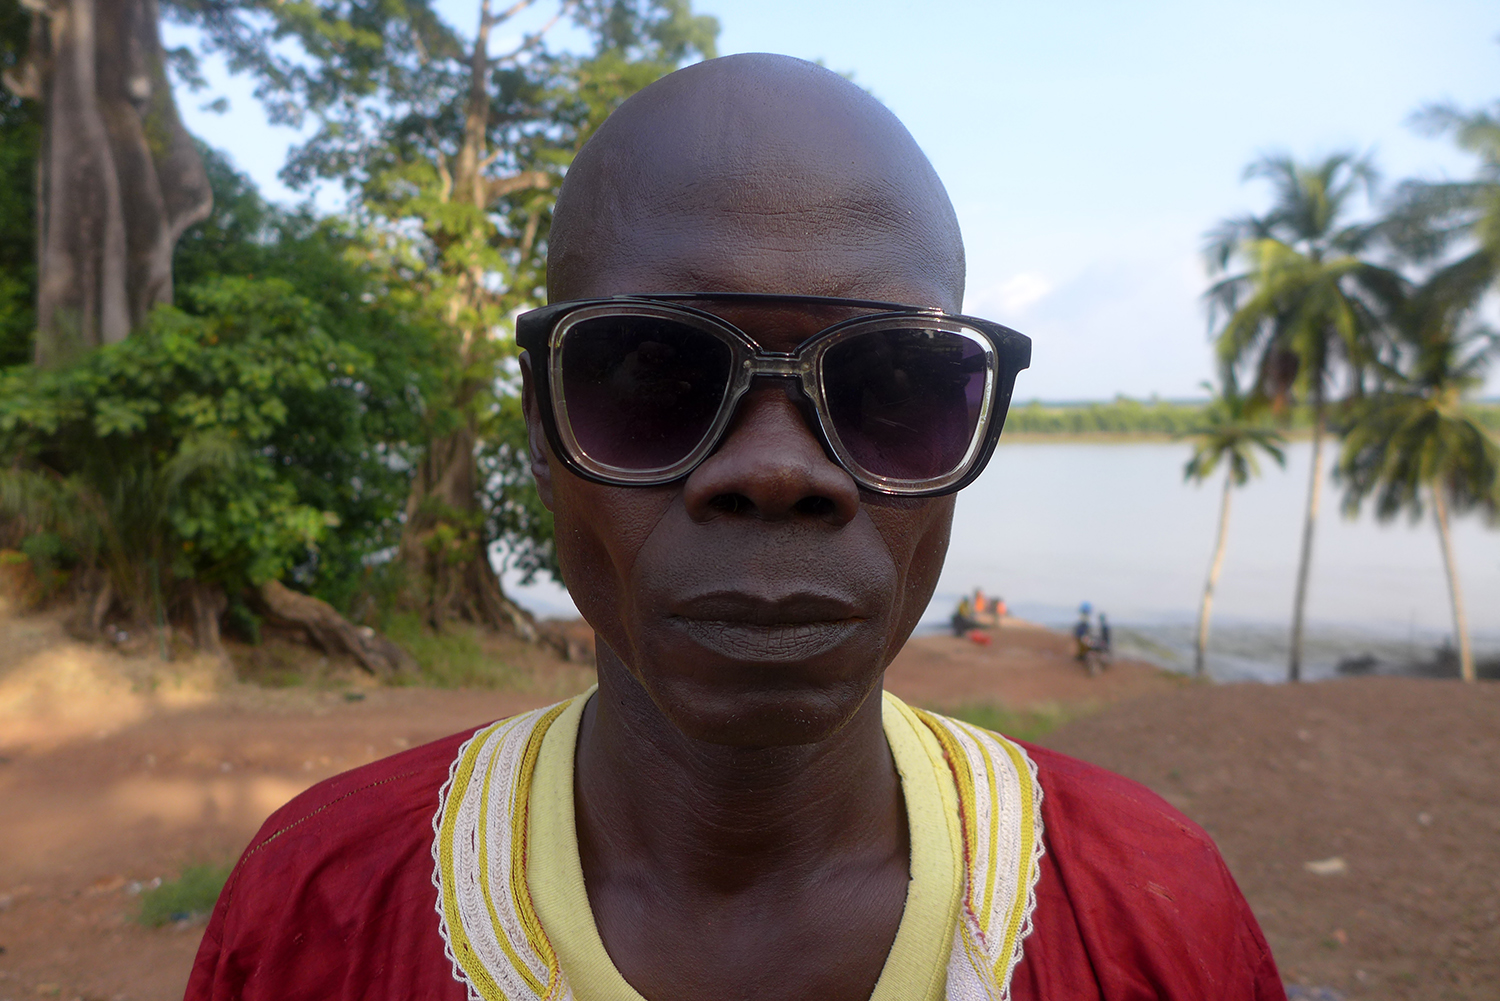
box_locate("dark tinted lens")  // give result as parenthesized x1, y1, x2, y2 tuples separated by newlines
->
(559, 314, 734, 470)
(822, 326, 988, 481)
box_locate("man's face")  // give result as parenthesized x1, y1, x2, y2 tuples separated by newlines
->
(525, 216, 960, 748)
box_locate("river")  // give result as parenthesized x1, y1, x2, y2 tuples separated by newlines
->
(502, 440, 1500, 683)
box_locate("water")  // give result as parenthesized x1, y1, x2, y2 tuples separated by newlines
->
(502, 440, 1500, 683)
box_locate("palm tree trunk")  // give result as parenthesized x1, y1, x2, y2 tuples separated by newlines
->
(1195, 470, 1234, 678)
(1431, 484, 1475, 683)
(1287, 397, 1326, 682)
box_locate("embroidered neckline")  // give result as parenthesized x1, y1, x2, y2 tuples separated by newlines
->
(431, 693, 1044, 1001)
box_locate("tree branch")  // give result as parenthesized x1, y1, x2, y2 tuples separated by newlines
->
(492, 0, 577, 66)
(485, 170, 551, 206)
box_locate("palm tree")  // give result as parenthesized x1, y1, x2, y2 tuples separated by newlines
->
(1385, 102, 1500, 316)
(1336, 276, 1500, 684)
(1204, 153, 1404, 681)
(1181, 380, 1286, 678)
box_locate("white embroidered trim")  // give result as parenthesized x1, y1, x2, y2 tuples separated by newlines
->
(432, 720, 490, 1001)
(432, 706, 575, 1001)
(929, 717, 1046, 1001)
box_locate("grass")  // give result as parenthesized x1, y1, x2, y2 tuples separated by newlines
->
(137, 864, 232, 927)
(942, 702, 1090, 743)
(382, 612, 526, 689)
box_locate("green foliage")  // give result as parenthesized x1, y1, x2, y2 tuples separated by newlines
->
(0, 2, 40, 368)
(1385, 101, 1500, 311)
(1205, 153, 1404, 410)
(1181, 380, 1287, 488)
(479, 384, 556, 583)
(0, 278, 354, 616)
(17, 531, 76, 601)
(176, 147, 452, 608)
(1472, 403, 1500, 431)
(137, 864, 231, 927)
(1336, 286, 1500, 524)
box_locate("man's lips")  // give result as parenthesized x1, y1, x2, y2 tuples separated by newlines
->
(668, 592, 864, 625)
(664, 593, 868, 662)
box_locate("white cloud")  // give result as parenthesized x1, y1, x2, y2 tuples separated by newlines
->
(968, 271, 1054, 318)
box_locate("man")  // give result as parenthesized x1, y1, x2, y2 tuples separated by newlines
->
(1074, 603, 1094, 659)
(186, 54, 1284, 1000)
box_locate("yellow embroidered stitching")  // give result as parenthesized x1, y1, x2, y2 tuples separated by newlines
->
(992, 735, 1038, 982)
(440, 717, 513, 1000)
(476, 714, 549, 998)
(509, 700, 572, 998)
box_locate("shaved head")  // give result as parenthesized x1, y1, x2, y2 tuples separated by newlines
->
(548, 53, 965, 309)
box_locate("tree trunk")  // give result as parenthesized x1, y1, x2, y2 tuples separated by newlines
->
(1431, 485, 1475, 683)
(1195, 470, 1234, 678)
(6, 0, 211, 367)
(187, 578, 228, 665)
(397, 419, 537, 640)
(1287, 397, 1326, 682)
(395, 0, 537, 641)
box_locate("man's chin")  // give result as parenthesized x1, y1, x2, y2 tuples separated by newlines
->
(635, 670, 883, 749)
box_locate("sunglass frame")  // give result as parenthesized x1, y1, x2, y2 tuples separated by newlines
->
(515, 293, 1032, 497)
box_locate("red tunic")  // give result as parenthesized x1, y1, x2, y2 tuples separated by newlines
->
(184, 725, 1285, 1000)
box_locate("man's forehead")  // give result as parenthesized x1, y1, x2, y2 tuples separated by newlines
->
(561, 195, 960, 310)
(549, 54, 964, 308)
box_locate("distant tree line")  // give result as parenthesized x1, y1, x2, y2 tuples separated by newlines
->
(1002, 397, 1500, 437)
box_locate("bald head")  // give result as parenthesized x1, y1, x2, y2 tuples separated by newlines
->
(548, 53, 965, 309)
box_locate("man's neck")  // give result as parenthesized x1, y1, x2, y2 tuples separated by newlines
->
(573, 658, 907, 895)
(568, 650, 913, 1001)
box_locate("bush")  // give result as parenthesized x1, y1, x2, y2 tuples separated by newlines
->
(0, 278, 359, 619)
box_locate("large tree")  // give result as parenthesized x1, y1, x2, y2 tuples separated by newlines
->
(1204, 153, 1404, 681)
(166, 0, 717, 635)
(3, 0, 212, 367)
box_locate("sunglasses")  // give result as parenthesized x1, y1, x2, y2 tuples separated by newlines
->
(516, 293, 1031, 497)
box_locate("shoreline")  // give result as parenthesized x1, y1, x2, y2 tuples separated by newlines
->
(996, 429, 1319, 445)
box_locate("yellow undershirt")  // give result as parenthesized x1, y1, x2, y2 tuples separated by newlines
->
(526, 690, 963, 1001)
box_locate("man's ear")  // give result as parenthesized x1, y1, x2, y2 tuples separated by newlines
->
(519, 353, 555, 511)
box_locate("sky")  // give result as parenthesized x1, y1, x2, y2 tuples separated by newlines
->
(167, 1, 1500, 400)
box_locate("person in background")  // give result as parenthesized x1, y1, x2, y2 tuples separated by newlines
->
(1098, 613, 1112, 655)
(952, 595, 977, 637)
(1073, 602, 1093, 662)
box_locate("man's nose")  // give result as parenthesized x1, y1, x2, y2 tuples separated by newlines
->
(681, 383, 860, 525)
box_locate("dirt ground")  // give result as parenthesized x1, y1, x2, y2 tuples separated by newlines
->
(1, 610, 1495, 1001)
(1041, 677, 1500, 1001)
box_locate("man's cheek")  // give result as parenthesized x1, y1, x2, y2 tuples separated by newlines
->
(552, 482, 676, 646)
(872, 500, 954, 644)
